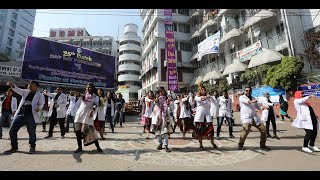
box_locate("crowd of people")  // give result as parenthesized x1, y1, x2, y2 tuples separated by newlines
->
(0, 81, 319, 154)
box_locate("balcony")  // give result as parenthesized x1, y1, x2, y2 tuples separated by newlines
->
(119, 53, 140, 63)
(225, 19, 240, 34)
(118, 64, 141, 73)
(118, 74, 140, 82)
(119, 43, 142, 53)
(225, 52, 238, 65)
(260, 33, 287, 51)
(119, 35, 142, 44)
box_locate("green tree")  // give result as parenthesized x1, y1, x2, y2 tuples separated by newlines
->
(202, 79, 230, 94)
(241, 65, 269, 87)
(0, 53, 10, 62)
(305, 30, 320, 68)
(263, 56, 304, 90)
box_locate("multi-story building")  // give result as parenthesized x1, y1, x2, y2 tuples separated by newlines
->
(0, 9, 36, 61)
(139, 9, 194, 94)
(118, 23, 142, 100)
(190, 9, 313, 88)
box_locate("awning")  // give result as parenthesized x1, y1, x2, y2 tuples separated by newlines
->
(191, 76, 204, 85)
(220, 28, 243, 44)
(92, 38, 101, 42)
(189, 53, 198, 62)
(244, 10, 276, 30)
(222, 61, 248, 76)
(189, 31, 200, 40)
(199, 19, 217, 33)
(216, 9, 228, 18)
(203, 71, 223, 81)
(248, 48, 284, 68)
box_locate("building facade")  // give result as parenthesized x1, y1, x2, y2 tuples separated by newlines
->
(139, 9, 194, 94)
(118, 23, 142, 100)
(0, 9, 36, 61)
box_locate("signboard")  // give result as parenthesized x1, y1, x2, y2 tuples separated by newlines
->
(164, 9, 179, 92)
(22, 36, 115, 88)
(49, 28, 88, 38)
(197, 31, 220, 61)
(0, 65, 21, 77)
(252, 86, 286, 103)
(115, 88, 129, 102)
(297, 83, 320, 99)
(237, 40, 262, 62)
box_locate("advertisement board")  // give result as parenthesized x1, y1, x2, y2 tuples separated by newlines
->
(197, 31, 220, 61)
(252, 86, 286, 103)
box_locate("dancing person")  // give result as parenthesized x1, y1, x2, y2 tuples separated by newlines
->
(105, 91, 115, 133)
(0, 88, 17, 139)
(93, 88, 107, 140)
(144, 90, 155, 139)
(260, 92, 279, 139)
(279, 95, 293, 121)
(216, 90, 234, 138)
(65, 90, 81, 132)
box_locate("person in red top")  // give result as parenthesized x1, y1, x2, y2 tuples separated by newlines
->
(0, 88, 17, 139)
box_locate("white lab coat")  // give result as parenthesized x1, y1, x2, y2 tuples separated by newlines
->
(93, 98, 107, 121)
(47, 92, 68, 119)
(194, 96, 211, 123)
(0, 95, 17, 116)
(218, 96, 232, 118)
(11, 84, 45, 123)
(292, 96, 320, 130)
(239, 95, 262, 125)
(259, 96, 276, 122)
(144, 97, 154, 118)
(105, 98, 115, 117)
(66, 95, 81, 117)
(209, 96, 219, 118)
(179, 97, 191, 119)
(74, 95, 99, 126)
(173, 100, 180, 119)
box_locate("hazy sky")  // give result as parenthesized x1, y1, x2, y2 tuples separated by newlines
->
(33, 9, 143, 39)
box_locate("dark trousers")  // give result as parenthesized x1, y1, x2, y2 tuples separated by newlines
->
(304, 129, 318, 147)
(113, 110, 123, 127)
(266, 114, 277, 135)
(75, 130, 100, 148)
(65, 114, 75, 132)
(217, 116, 233, 137)
(106, 114, 114, 132)
(48, 110, 65, 137)
(0, 110, 12, 137)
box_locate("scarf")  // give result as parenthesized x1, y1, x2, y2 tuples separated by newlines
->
(295, 91, 311, 107)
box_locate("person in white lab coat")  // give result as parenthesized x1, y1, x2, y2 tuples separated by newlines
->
(0, 88, 17, 139)
(40, 91, 50, 132)
(292, 91, 320, 153)
(238, 87, 270, 151)
(178, 93, 192, 139)
(209, 90, 219, 123)
(93, 88, 107, 140)
(65, 90, 81, 132)
(217, 90, 234, 138)
(173, 94, 181, 131)
(105, 91, 115, 133)
(144, 90, 155, 139)
(260, 92, 279, 139)
(44, 87, 68, 139)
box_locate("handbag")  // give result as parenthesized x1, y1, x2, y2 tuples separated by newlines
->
(141, 116, 146, 126)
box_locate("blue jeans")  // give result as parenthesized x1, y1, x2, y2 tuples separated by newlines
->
(0, 111, 12, 137)
(9, 113, 36, 149)
(158, 134, 169, 146)
(113, 110, 123, 127)
(217, 116, 233, 137)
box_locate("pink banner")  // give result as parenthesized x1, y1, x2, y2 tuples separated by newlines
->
(164, 9, 179, 92)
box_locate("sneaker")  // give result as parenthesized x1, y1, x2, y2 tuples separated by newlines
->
(267, 134, 272, 138)
(4, 148, 18, 154)
(308, 146, 320, 152)
(29, 147, 36, 154)
(273, 135, 280, 140)
(156, 145, 163, 150)
(260, 146, 271, 151)
(74, 147, 82, 153)
(302, 147, 313, 153)
(164, 146, 171, 153)
(44, 135, 52, 139)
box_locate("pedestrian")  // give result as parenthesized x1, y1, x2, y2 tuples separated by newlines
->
(113, 93, 125, 128)
(217, 90, 234, 139)
(260, 92, 280, 139)
(144, 90, 155, 139)
(0, 88, 17, 139)
(173, 94, 181, 132)
(292, 91, 320, 153)
(65, 90, 81, 133)
(209, 90, 219, 126)
(4, 81, 44, 154)
(192, 85, 218, 150)
(93, 88, 107, 140)
(105, 91, 115, 133)
(279, 95, 293, 121)
(178, 93, 192, 139)
(73, 83, 102, 153)
(44, 87, 68, 139)
(238, 87, 270, 151)
(40, 90, 50, 132)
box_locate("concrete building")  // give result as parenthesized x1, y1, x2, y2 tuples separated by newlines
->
(0, 9, 36, 61)
(118, 23, 142, 100)
(139, 9, 194, 94)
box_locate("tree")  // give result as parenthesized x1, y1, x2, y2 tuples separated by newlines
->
(0, 53, 10, 62)
(202, 79, 231, 94)
(241, 65, 269, 87)
(305, 30, 320, 68)
(263, 56, 304, 90)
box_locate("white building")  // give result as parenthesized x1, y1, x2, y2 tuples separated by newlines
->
(0, 9, 36, 61)
(139, 9, 194, 94)
(118, 23, 142, 100)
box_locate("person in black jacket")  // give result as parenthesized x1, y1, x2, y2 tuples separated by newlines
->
(279, 95, 293, 121)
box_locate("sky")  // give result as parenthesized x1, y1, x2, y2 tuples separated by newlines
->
(32, 9, 144, 39)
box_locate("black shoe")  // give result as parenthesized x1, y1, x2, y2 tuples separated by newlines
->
(97, 147, 103, 152)
(260, 145, 271, 151)
(61, 135, 65, 139)
(74, 147, 82, 153)
(164, 146, 171, 153)
(238, 144, 244, 150)
(4, 147, 18, 154)
(273, 135, 280, 140)
(156, 145, 163, 150)
(229, 134, 235, 138)
(44, 135, 52, 139)
(29, 147, 36, 154)
(267, 134, 272, 138)
(199, 145, 204, 150)
(0, 136, 2, 139)
(212, 144, 219, 149)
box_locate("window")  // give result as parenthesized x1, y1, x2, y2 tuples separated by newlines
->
(7, 38, 13, 46)
(12, 11, 18, 20)
(9, 29, 15, 37)
(178, 24, 190, 33)
(10, 20, 16, 28)
(172, 9, 176, 13)
(178, 9, 189, 16)
(175, 41, 178, 50)
(5, 47, 12, 56)
(173, 22, 177, 31)
(180, 42, 192, 52)
(276, 23, 284, 35)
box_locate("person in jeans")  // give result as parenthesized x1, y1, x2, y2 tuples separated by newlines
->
(105, 91, 115, 133)
(113, 93, 125, 128)
(238, 87, 270, 151)
(44, 87, 68, 139)
(292, 91, 320, 153)
(0, 88, 17, 139)
(65, 90, 81, 132)
(216, 90, 234, 138)
(4, 81, 44, 154)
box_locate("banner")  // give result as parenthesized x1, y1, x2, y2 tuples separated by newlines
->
(297, 83, 320, 99)
(197, 31, 220, 61)
(22, 36, 115, 88)
(252, 86, 286, 103)
(0, 64, 21, 77)
(164, 9, 179, 92)
(237, 40, 262, 62)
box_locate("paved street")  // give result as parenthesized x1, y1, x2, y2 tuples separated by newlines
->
(0, 112, 319, 171)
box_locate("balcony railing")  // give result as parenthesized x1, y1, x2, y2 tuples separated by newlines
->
(225, 19, 240, 33)
(260, 33, 286, 50)
(225, 52, 238, 65)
